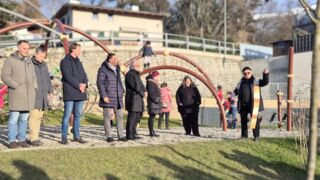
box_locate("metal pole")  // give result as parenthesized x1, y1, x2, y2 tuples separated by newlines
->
(223, 0, 227, 67)
(287, 47, 294, 131)
(0, 7, 64, 37)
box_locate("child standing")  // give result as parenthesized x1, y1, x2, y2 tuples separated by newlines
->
(159, 83, 172, 130)
(139, 41, 155, 68)
(226, 91, 237, 129)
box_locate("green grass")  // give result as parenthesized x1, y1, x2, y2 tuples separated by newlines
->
(0, 110, 182, 128)
(0, 138, 319, 179)
(43, 110, 182, 128)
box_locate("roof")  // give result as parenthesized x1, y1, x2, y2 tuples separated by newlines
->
(53, 3, 167, 20)
(271, 40, 292, 45)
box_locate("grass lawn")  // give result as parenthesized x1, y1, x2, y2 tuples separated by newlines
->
(0, 110, 183, 129)
(0, 138, 319, 179)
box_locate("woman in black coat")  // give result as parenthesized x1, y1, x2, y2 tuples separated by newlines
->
(176, 76, 201, 136)
(146, 71, 161, 137)
(125, 60, 146, 140)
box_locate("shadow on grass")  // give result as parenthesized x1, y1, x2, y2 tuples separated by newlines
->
(0, 160, 51, 180)
(105, 173, 120, 180)
(0, 170, 12, 180)
(149, 155, 219, 180)
(219, 149, 315, 179)
(165, 145, 215, 171)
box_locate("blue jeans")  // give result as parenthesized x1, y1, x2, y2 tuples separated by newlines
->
(7, 111, 29, 143)
(227, 107, 237, 128)
(61, 101, 84, 139)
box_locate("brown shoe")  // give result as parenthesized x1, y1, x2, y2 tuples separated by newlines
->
(18, 141, 30, 148)
(8, 142, 18, 149)
(74, 137, 87, 144)
(31, 140, 43, 146)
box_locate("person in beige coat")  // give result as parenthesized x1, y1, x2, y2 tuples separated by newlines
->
(1, 40, 37, 149)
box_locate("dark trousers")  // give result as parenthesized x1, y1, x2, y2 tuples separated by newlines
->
(240, 108, 261, 138)
(181, 113, 200, 135)
(148, 114, 157, 135)
(126, 112, 141, 139)
(158, 112, 170, 129)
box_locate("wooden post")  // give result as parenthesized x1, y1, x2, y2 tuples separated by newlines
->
(276, 90, 283, 128)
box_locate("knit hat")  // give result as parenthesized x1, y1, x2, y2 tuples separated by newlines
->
(151, 71, 160, 78)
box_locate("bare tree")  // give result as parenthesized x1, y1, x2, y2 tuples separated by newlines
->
(167, 0, 259, 42)
(298, 0, 319, 180)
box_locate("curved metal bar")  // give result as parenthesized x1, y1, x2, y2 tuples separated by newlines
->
(124, 51, 215, 91)
(53, 19, 69, 54)
(140, 65, 227, 131)
(0, 21, 110, 54)
(125, 51, 226, 129)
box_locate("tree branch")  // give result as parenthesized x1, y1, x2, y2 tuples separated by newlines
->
(298, 0, 317, 23)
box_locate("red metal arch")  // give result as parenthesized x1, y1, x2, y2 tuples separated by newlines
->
(0, 20, 110, 54)
(126, 51, 226, 130)
(125, 51, 216, 90)
(141, 65, 227, 131)
(43, 19, 69, 54)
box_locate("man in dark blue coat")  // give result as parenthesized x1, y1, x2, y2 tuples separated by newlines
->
(97, 53, 126, 142)
(60, 43, 88, 144)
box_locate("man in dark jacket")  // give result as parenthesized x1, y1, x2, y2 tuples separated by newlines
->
(60, 43, 88, 144)
(125, 59, 146, 140)
(28, 46, 53, 146)
(234, 66, 269, 141)
(97, 53, 127, 142)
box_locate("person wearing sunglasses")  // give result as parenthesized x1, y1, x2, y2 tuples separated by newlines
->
(234, 66, 269, 141)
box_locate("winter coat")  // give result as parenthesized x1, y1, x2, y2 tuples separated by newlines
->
(139, 46, 154, 57)
(125, 69, 145, 112)
(97, 61, 124, 108)
(234, 73, 269, 114)
(32, 57, 53, 110)
(60, 54, 88, 101)
(146, 78, 162, 115)
(160, 87, 172, 113)
(176, 85, 201, 114)
(1, 52, 37, 111)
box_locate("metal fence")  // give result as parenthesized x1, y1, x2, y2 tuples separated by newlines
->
(264, 82, 311, 100)
(0, 31, 240, 55)
(293, 34, 313, 53)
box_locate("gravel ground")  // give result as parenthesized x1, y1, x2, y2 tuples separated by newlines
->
(0, 125, 298, 152)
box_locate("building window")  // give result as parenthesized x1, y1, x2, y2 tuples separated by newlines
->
(98, 31, 104, 38)
(92, 12, 99, 21)
(107, 14, 113, 22)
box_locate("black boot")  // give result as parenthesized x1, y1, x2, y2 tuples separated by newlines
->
(152, 131, 159, 137)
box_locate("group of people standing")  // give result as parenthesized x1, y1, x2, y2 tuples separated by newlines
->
(1, 40, 269, 149)
(1, 40, 52, 148)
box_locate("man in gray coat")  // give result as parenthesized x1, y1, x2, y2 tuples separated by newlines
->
(1, 40, 37, 149)
(28, 45, 53, 146)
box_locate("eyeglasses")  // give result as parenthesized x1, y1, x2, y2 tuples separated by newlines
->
(243, 71, 251, 75)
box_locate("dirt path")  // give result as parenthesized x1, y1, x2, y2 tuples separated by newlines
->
(0, 125, 297, 152)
